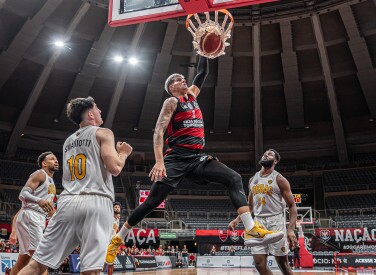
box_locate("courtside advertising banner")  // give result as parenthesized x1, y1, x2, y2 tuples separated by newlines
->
(0, 253, 18, 275)
(314, 228, 376, 252)
(113, 255, 135, 271)
(69, 254, 80, 273)
(133, 255, 158, 270)
(240, 256, 279, 268)
(197, 256, 241, 268)
(312, 253, 335, 268)
(124, 229, 159, 245)
(196, 230, 244, 244)
(198, 243, 251, 256)
(155, 256, 172, 268)
(335, 253, 376, 269)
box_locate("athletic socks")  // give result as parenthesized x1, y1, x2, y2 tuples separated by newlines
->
(240, 212, 255, 231)
(117, 225, 131, 239)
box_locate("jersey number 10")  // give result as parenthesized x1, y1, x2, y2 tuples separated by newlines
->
(67, 154, 87, 181)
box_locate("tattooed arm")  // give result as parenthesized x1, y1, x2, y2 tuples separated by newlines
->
(149, 97, 178, 182)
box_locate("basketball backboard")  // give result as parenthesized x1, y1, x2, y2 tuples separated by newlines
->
(108, 0, 278, 27)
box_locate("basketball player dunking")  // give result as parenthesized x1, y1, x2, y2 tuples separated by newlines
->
(10, 152, 58, 275)
(102, 202, 122, 275)
(229, 149, 298, 275)
(19, 97, 133, 275)
(104, 56, 283, 264)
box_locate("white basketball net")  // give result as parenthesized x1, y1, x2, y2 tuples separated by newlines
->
(186, 10, 234, 59)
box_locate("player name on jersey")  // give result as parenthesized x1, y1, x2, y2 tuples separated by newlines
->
(64, 139, 92, 153)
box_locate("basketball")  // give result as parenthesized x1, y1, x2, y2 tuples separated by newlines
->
(200, 32, 223, 56)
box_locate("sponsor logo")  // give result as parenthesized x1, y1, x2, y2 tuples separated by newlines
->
(1, 259, 10, 272)
(219, 230, 228, 242)
(200, 156, 207, 162)
(125, 257, 134, 268)
(230, 231, 239, 242)
(157, 260, 171, 267)
(268, 180, 273, 184)
(319, 229, 331, 242)
(246, 231, 261, 238)
(304, 236, 312, 251)
(113, 257, 123, 269)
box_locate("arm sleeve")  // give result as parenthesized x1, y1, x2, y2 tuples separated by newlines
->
(19, 186, 41, 204)
(192, 56, 209, 90)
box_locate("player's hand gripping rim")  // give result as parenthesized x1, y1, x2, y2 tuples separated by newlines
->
(149, 161, 167, 182)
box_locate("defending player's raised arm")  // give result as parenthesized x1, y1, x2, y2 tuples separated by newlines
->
(189, 56, 209, 97)
(149, 97, 178, 182)
(277, 174, 298, 249)
(97, 128, 132, 176)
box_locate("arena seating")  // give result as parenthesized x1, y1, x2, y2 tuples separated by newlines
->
(326, 194, 376, 213)
(323, 168, 376, 192)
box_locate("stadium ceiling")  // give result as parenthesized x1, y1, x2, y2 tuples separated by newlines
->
(0, 0, 376, 164)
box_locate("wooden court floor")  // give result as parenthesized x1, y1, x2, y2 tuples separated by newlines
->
(96, 268, 376, 275)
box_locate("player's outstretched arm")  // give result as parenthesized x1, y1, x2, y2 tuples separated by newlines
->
(19, 170, 54, 213)
(97, 128, 133, 176)
(189, 56, 209, 97)
(277, 174, 298, 249)
(149, 97, 178, 182)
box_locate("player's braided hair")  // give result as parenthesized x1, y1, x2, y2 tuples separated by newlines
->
(37, 151, 54, 168)
(66, 97, 95, 124)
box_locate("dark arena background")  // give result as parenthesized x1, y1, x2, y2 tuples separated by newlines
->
(1, 0, 376, 274)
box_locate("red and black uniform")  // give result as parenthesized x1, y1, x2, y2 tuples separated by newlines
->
(126, 56, 248, 228)
(165, 94, 205, 152)
(160, 94, 213, 188)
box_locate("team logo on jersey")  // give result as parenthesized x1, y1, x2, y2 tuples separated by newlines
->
(268, 180, 273, 184)
(219, 230, 228, 242)
(281, 246, 286, 252)
(200, 156, 207, 162)
(48, 184, 56, 195)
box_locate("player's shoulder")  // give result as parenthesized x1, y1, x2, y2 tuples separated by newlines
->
(30, 169, 46, 181)
(164, 96, 178, 105)
(96, 127, 114, 136)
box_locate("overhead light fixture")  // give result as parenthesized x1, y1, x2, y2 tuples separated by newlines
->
(128, 57, 138, 65)
(114, 55, 124, 63)
(54, 41, 65, 47)
(133, 127, 138, 131)
(227, 130, 232, 134)
(53, 118, 59, 123)
(305, 125, 310, 129)
(369, 118, 374, 122)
